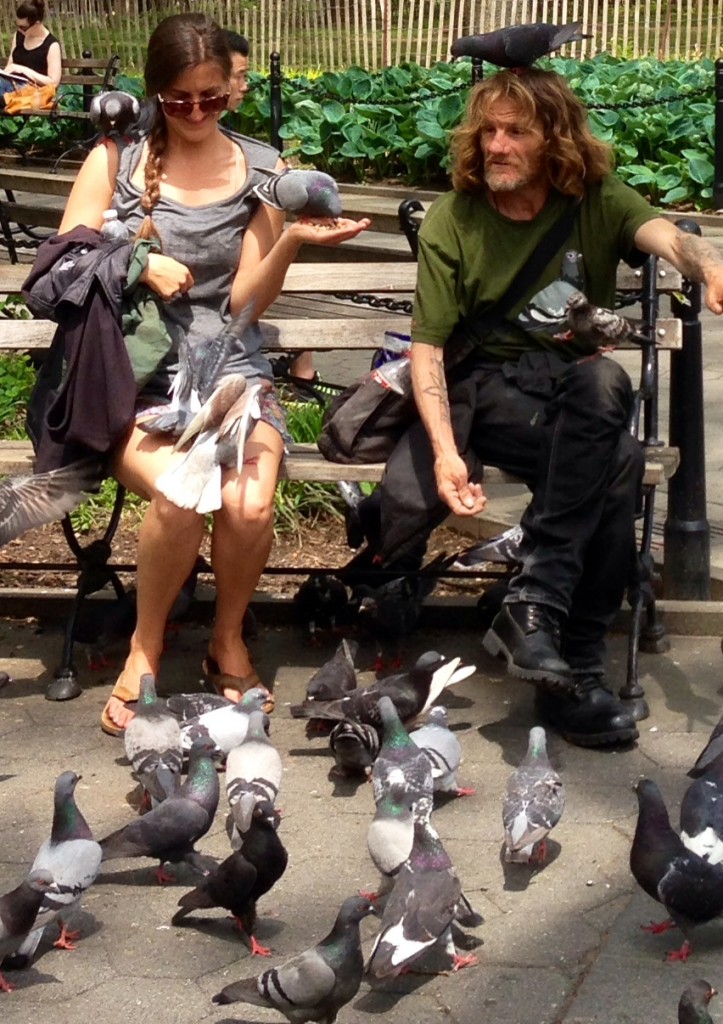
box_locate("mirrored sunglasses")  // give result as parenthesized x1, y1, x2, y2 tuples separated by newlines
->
(157, 93, 229, 118)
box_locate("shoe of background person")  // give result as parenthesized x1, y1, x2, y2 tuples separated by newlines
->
(482, 601, 572, 691)
(535, 675, 639, 747)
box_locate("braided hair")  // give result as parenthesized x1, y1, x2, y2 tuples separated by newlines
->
(137, 13, 231, 243)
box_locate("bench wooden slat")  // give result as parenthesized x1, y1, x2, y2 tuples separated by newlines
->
(0, 169, 75, 197)
(0, 204, 62, 229)
(0, 437, 676, 488)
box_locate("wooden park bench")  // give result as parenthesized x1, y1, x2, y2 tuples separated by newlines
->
(0, 53, 120, 121)
(0, 238, 685, 711)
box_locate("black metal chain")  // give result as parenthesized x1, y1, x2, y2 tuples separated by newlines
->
(332, 292, 413, 314)
(586, 84, 711, 110)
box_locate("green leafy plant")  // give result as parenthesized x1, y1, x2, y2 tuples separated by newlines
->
(0, 352, 35, 438)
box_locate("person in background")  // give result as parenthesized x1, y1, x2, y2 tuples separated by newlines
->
(223, 27, 316, 385)
(55, 13, 369, 736)
(2, 1, 61, 93)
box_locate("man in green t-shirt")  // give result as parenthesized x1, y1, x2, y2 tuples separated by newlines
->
(387, 67, 723, 748)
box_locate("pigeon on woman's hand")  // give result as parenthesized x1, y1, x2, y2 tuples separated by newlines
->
(450, 21, 591, 66)
(0, 870, 57, 993)
(253, 168, 343, 219)
(679, 979, 718, 1024)
(212, 894, 377, 1022)
(99, 739, 219, 883)
(124, 675, 182, 809)
(503, 726, 564, 864)
(630, 778, 723, 961)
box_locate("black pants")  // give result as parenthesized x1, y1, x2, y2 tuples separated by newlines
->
(380, 351, 644, 675)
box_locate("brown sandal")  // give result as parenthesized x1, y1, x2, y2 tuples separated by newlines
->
(202, 653, 275, 714)
(100, 675, 140, 737)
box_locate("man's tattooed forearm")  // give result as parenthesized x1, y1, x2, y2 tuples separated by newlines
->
(423, 356, 452, 427)
(674, 232, 723, 283)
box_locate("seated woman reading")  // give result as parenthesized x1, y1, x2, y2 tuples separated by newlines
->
(1, 1, 61, 102)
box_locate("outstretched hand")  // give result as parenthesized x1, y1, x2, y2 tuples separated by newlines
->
(434, 451, 487, 518)
(288, 216, 372, 246)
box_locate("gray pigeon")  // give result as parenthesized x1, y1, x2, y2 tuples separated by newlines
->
(226, 710, 283, 835)
(450, 21, 591, 66)
(11, 772, 101, 966)
(560, 291, 648, 352)
(411, 706, 475, 798)
(212, 894, 377, 1022)
(99, 739, 219, 882)
(305, 639, 359, 703)
(679, 979, 718, 1024)
(253, 167, 343, 219)
(89, 89, 141, 139)
(0, 458, 102, 547)
(372, 695, 434, 826)
(179, 686, 270, 759)
(0, 870, 57, 992)
(688, 712, 723, 779)
(329, 719, 380, 778)
(503, 726, 565, 864)
(124, 675, 182, 809)
(366, 782, 415, 895)
(366, 817, 478, 978)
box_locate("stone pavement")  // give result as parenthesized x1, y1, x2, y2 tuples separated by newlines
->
(1, 616, 723, 1024)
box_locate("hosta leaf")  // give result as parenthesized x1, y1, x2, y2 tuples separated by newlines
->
(322, 100, 346, 124)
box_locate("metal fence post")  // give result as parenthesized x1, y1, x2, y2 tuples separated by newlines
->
(81, 49, 94, 113)
(269, 51, 283, 153)
(663, 218, 711, 599)
(471, 57, 484, 85)
(716, 59, 723, 210)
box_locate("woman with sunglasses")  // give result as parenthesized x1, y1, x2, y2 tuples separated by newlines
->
(2, 1, 61, 93)
(57, 12, 370, 736)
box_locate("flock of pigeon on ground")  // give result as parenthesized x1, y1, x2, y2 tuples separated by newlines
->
(2, 626, 723, 1023)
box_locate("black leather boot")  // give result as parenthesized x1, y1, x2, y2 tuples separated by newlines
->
(535, 675, 639, 747)
(482, 601, 573, 691)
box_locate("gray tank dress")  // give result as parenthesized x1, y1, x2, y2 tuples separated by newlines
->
(112, 132, 287, 436)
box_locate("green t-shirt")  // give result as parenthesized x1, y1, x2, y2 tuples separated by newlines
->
(411, 175, 659, 362)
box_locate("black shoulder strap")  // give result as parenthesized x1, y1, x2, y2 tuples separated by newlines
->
(464, 197, 582, 340)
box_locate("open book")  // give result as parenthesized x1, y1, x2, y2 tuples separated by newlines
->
(0, 70, 31, 85)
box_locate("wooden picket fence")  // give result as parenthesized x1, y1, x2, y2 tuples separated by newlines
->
(1, 0, 721, 72)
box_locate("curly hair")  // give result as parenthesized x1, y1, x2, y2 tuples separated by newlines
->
(450, 68, 612, 197)
(137, 13, 231, 243)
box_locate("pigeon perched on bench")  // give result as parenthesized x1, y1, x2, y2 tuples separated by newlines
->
(557, 291, 650, 352)
(450, 21, 591, 67)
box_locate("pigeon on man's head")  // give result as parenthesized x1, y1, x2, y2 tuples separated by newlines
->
(503, 726, 564, 864)
(212, 894, 377, 1022)
(99, 738, 219, 883)
(411, 706, 475, 798)
(630, 778, 723, 961)
(89, 89, 141, 139)
(9, 772, 100, 968)
(366, 817, 478, 978)
(174, 799, 287, 956)
(679, 979, 718, 1024)
(253, 167, 343, 219)
(559, 291, 649, 353)
(0, 869, 57, 993)
(0, 457, 102, 548)
(123, 675, 182, 808)
(450, 21, 591, 67)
